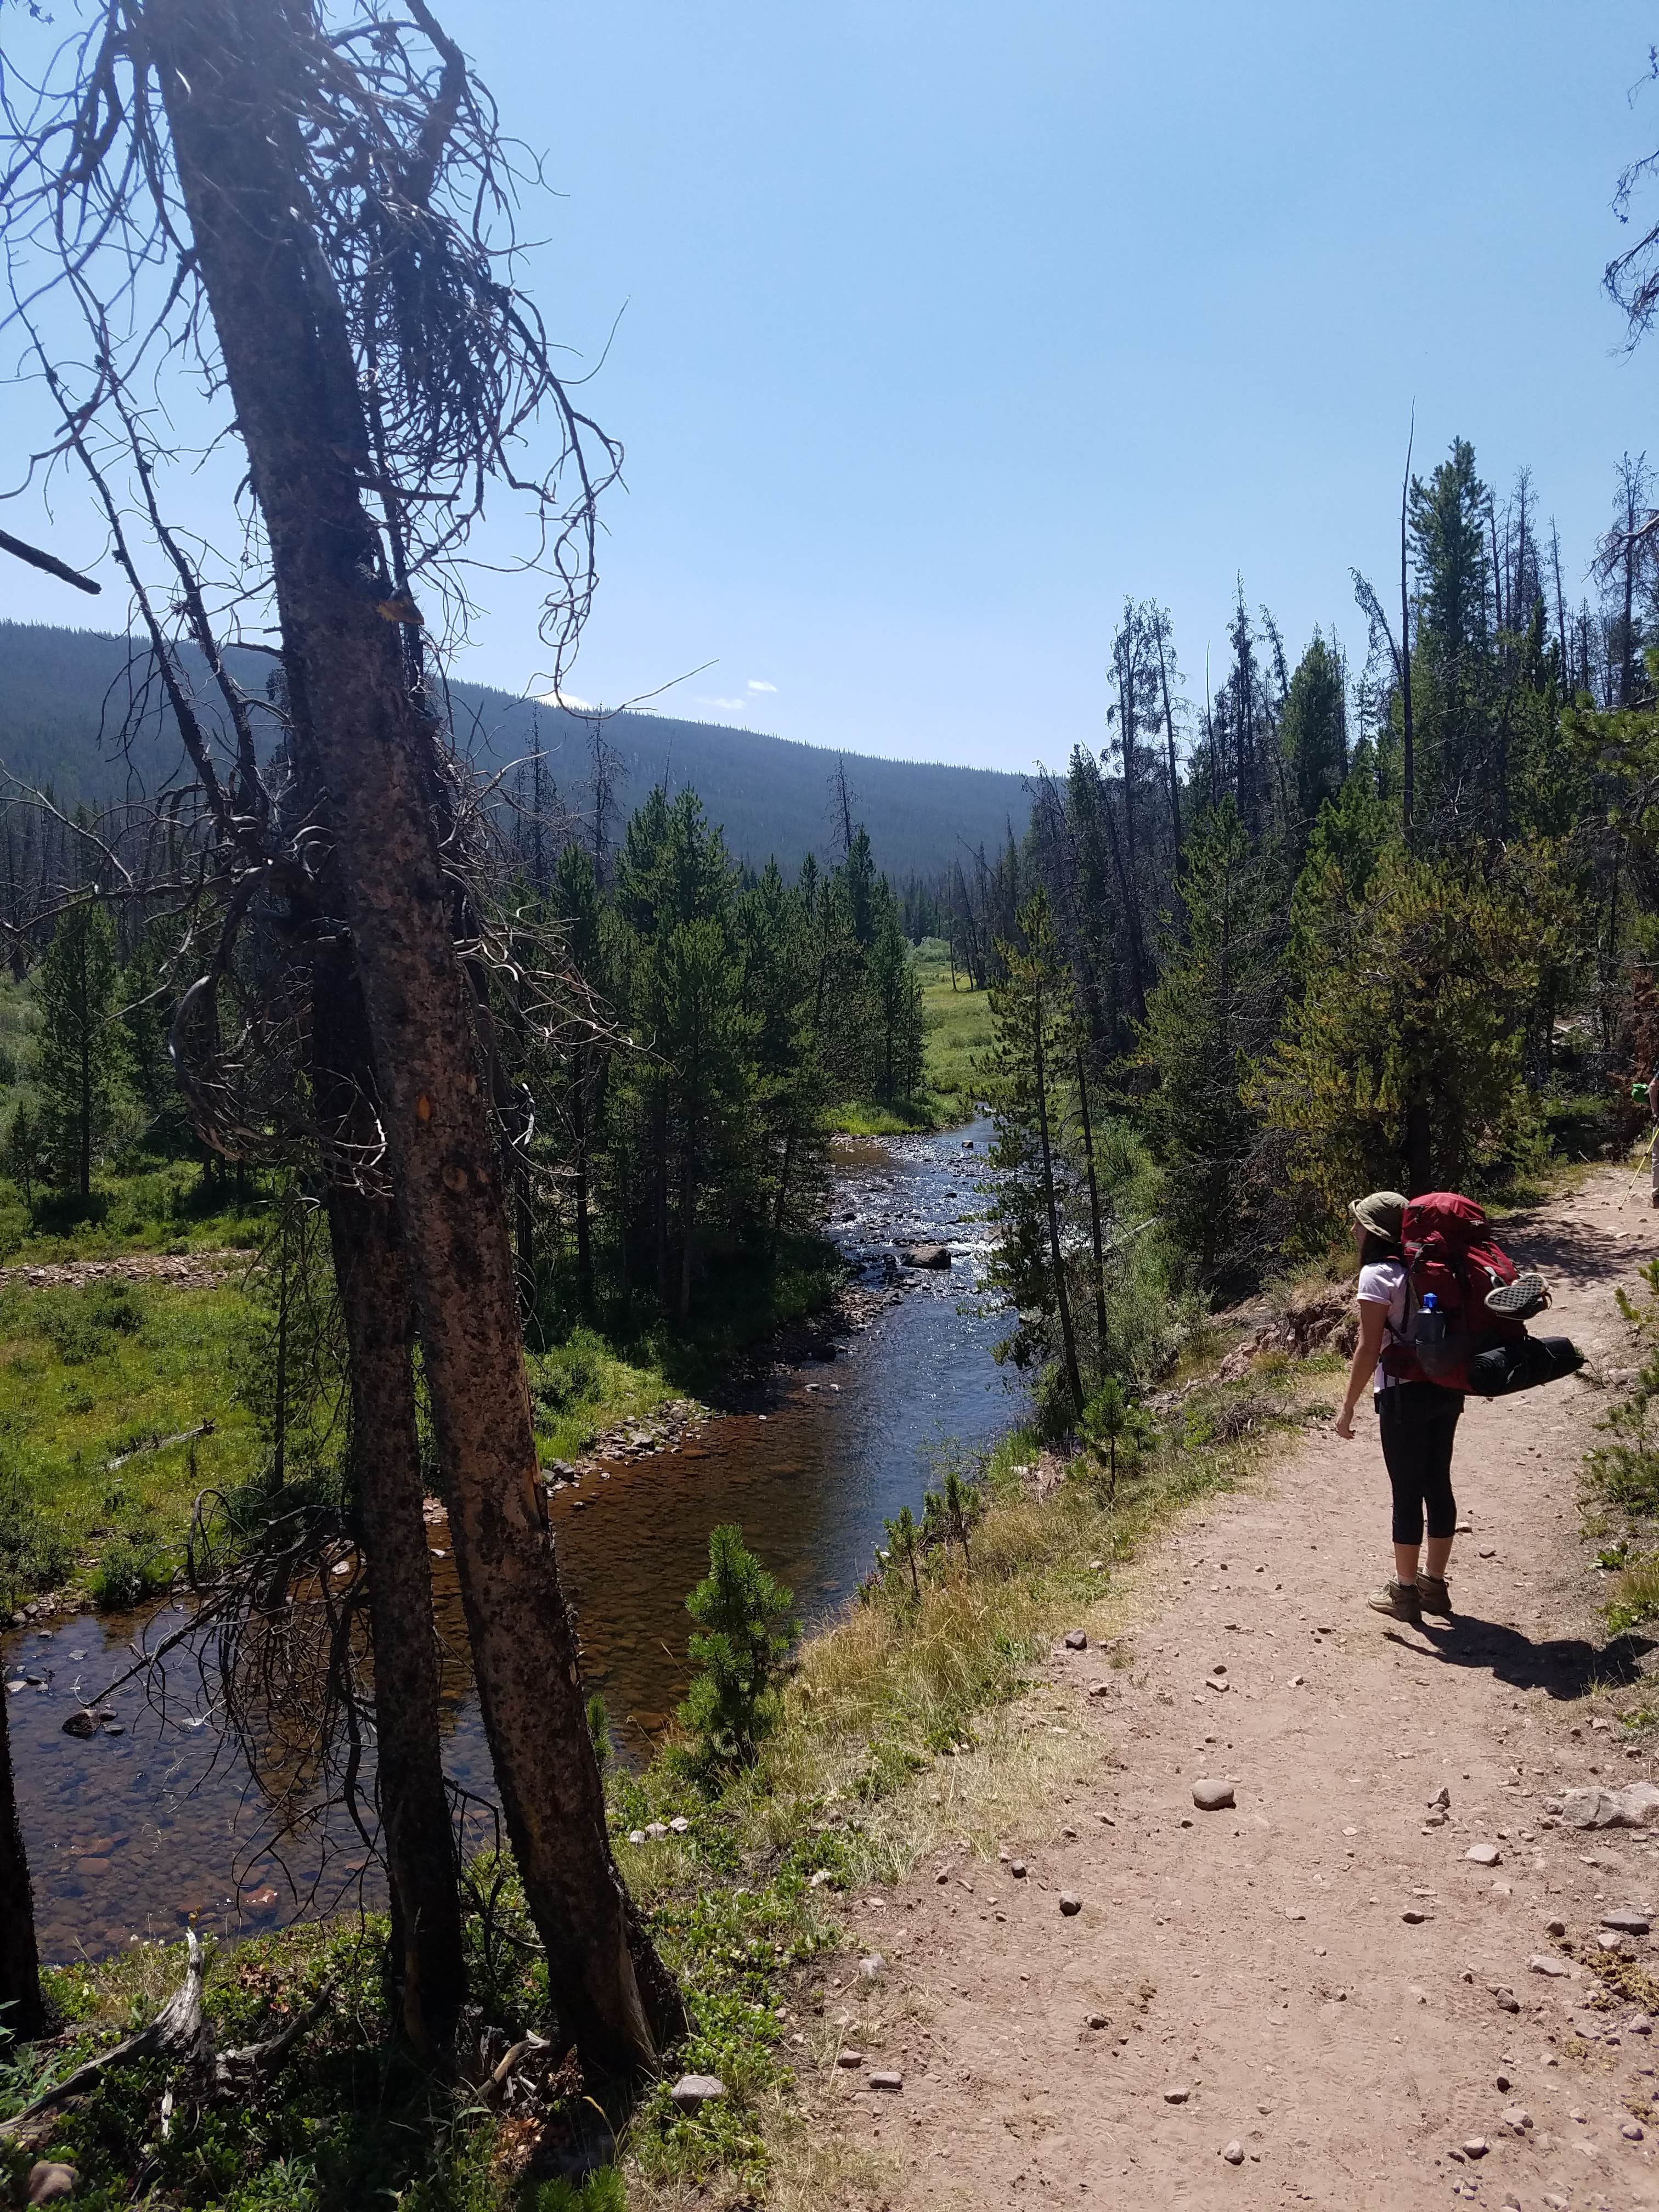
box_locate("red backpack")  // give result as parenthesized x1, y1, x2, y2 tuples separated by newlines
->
(1377, 1192, 1531, 1391)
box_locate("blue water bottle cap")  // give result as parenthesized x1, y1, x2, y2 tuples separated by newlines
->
(1421, 1293, 1437, 1312)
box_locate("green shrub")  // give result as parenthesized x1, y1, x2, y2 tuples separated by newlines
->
(531, 1336, 604, 1417)
(88, 1534, 172, 1610)
(1587, 1258, 1659, 1518)
(679, 1523, 799, 1772)
(0, 1471, 74, 1609)
(39, 1280, 146, 1364)
(527, 2169, 627, 2212)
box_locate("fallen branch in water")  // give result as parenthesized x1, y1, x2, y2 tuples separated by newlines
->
(0, 1928, 329, 2137)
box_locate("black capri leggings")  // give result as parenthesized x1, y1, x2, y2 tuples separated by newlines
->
(1378, 1381, 1464, 1546)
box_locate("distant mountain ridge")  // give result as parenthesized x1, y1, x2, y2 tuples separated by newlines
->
(0, 622, 1032, 881)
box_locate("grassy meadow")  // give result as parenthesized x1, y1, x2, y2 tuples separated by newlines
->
(825, 937, 992, 1135)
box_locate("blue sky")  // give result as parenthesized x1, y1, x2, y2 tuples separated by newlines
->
(5, 1, 1658, 771)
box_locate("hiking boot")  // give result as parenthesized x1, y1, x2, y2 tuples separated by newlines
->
(1485, 1269, 1549, 1316)
(1367, 1579, 1423, 1623)
(1415, 1572, 1453, 1618)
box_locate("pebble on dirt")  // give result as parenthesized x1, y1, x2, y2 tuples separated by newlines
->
(1086, 2012, 1108, 2030)
(1501, 2105, 1533, 2133)
(1601, 1907, 1652, 1933)
(1492, 1987, 1520, 2012)
(837, 2049, 866, 2068)
(1163, 2084, 1190, 2104)
(870, 2070, 903, 2092)
(1059, 1892, 1082, 1916)
(669, 2075, 726, 2112)
(1463, 2137, 1489, 2159)
(1064, 1629, 1088, 1651)
(1402, 1908, 1431, 1924)
(27, 2165, 77, 2207)
(1222, 2140, 1244, 2165)
(1192, 1779, 1235, 1812)
(1528, 1954, 1571, 1976)
(1465, 1843, 1502, 1866)
(859, 1954, 885, 1980)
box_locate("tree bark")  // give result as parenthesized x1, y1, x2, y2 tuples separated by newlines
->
(0, 1683, 44, 2042)
(1033, 975, 1083, 1418)
(1401, 417, 1416, 844)
(148, 0, 679, 2073)
(313, 952, 466, 2057)
(1075, 1046, 1109, 1374)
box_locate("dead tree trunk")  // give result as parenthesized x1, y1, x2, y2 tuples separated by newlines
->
(148, 0, 678, 2073)
(313, 952, 467, 2056)
(0, 1685, 44, 2041)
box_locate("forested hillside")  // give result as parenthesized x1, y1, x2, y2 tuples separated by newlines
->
(0, 622, 1031, 881)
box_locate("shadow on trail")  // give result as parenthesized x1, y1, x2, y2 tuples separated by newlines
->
(1395, 1613, 1656, 1699)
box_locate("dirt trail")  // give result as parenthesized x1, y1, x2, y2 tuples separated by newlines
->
(820, 1164, 1659, 2211)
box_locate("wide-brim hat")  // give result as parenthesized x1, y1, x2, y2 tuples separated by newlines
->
(1348, 1190, 1407, 1242)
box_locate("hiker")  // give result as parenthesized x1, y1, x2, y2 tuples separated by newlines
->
(1333, 1189, 1458, 1626)
(1649, 1059, 1659, 1208)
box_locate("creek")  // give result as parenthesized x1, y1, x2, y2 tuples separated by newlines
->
(3, 1119, 1023, 1962)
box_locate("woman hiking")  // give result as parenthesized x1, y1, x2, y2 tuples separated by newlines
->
(1333, 1189, 1460, 1625)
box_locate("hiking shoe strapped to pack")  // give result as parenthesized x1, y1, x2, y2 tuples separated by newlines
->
(1483, 1269, 1550, 1317)
(1367, 1579, 1423, 1623)
(1415, 1572, 1453, 1618)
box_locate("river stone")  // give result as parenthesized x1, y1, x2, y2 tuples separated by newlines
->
(1192, 1779, 1235, 1812)
(669, 2074, 726, 2112)
(1064, 1629, 1088, 1651)
(900, 1243, 951, 1269)
(27, 2165, 77, 2205)
(1602, 1907, 1652, 1934)
(60, 1710, 98, 1739)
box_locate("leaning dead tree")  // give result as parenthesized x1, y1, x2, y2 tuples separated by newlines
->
(3, 0, 681, 2073)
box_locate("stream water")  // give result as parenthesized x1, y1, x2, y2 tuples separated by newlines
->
(3, 1119, 1022, 1962)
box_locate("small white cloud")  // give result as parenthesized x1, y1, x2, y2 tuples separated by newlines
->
(746, 678, 777, 693)
(698, 695, 748, 712)
(535, 687, 594, 712)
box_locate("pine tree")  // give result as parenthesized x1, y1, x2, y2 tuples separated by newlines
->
(1137, 800, 1284, 1287)
(679, 1523, 799, 1770)
(1280, 634, 1348, 838)
(1255, 844, 1550, 1212)
(33, 898, 119, 1199)
(980, 889, 1085, 1418)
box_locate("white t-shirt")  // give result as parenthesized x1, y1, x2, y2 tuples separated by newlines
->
(1357, 1257, 1410, 1393)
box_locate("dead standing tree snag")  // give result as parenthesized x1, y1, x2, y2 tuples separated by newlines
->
(3, 0, 679, 2073)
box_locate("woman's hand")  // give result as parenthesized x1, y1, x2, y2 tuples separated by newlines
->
(1334, 1406, 1356, 1440)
